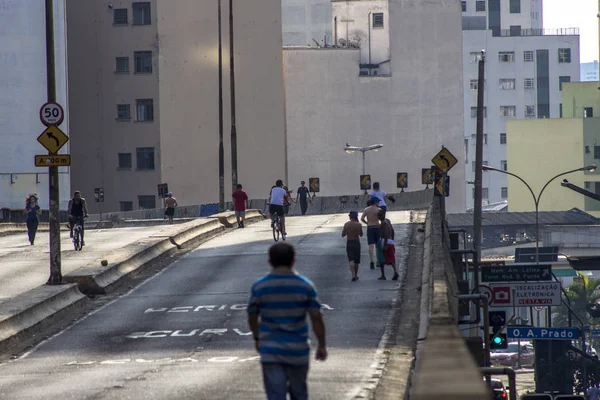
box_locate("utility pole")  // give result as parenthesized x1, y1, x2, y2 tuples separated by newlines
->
(45, 0, 62, 285)
(217, 0, 225, 211)
(473, 50, 485, 271)
(229, 0, 238, 191)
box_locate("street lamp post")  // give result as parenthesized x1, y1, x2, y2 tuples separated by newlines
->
(482, 164, 596, 327)
(344, 143, 383, 193)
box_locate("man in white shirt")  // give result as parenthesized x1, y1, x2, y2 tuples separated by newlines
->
(369, 182, 395, 215)
(268, 180, 288, 238)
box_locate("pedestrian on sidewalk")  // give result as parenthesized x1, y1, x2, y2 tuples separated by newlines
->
(368, 182, 395, 216)
(232, 184, 249, 228)
(361, 198, 381, 270)
(296, 181, 312, 216)
(342, 211, 363, 281)
(376, 210, 399, 281)
(247, 242, 327, 400)
(23, 194, 41, 245)
(164, 192, 178, 224)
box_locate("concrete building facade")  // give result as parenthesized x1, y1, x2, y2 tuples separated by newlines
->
(282, 0, 332, 46)
(562, 81, 600, 118)
(461, 0, 580, 210)
(66, 0, 286, 213)
(284, 0, 466, 213)
(506, 118, 600, 216)
(0, 0, 70, 209)
(580, 61, 599, 82)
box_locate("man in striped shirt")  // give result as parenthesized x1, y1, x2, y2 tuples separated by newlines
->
(247, 242, 327, 400)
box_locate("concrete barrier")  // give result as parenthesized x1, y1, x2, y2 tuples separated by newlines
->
(207, 209, 265, 228)
(0, 284, 88, 354)
(410, 198, 489, 399)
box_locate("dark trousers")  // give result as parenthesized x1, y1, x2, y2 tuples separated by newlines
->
(26, 219, 39, 244)
(300, 199, 308, 216)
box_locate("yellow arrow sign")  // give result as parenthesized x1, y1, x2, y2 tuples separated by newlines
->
(431, 147, 458, 173)
(360, 174, 371, 190)
(35, 154, 71, 167)
(309, 177, 320, 192)
(397, 172, 407, 188)
(435, 175, 445, 196)
(422, 168, 432, 185)
(37, 125, 69, 154)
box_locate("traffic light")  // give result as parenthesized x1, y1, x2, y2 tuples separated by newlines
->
(489, 311, 507, 350)
(94, 188, 104, 203)
(99, 188, 104, 202)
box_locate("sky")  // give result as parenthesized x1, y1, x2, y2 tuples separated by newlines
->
(543, 0, 598, 63)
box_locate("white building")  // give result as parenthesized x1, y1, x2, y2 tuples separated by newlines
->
(284, 0, 466, 213)
(461, 0, 580, 210)
(0, 0, 70, 210)
(282, 0, 332, 46)
(580, 61, 599, 82)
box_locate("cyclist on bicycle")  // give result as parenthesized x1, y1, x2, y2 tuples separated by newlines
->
(68, 190, 89, 245)
(268, 180, 287, 236)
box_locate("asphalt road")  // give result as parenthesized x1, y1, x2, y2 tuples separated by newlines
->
(0, 212, 413, 400)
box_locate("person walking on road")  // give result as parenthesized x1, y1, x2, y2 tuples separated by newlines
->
(247, 242, 327, 400)
(361, 198, 381, 270)
(376, 210, 399, 281)
(164, 192, 178, 224)
(368, 182, 395, 216)
(23, 194, 41, 245)
(342, 211, 363, 281)
(296, 181, 312, 216)
(232, 184, 249, 228)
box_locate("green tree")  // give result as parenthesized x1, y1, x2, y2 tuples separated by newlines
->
(553, 274, 600, 329)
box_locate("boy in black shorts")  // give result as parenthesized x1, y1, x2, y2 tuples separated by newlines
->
(342, 211, 363, 281)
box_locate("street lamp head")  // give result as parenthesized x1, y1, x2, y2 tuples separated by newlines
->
(481, 164, 493, 171)
(584, 164, 597, 172)
(345, 149, 355, 154)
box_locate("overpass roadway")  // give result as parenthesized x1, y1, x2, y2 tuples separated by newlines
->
(0, 212, 421, 399)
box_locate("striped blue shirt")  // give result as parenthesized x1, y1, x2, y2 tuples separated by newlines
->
(248, 268, 321, 365)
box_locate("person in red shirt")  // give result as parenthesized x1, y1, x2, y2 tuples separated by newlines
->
(232, 184, 249, 228)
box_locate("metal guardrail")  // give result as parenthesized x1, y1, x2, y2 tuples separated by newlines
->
(499, 27, 579, 37)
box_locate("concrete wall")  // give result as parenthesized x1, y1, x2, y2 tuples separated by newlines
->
(506, 118, 600, 214)
(284, 0, 466, 213)
(463, 31, 580, 209)
(562, 81, 600, 118)
(282, 0, 332, 46)
(0, 0, 70, 209)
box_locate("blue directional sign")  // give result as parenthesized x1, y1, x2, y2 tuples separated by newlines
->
(591, 329, 600, 337)
(507, 327, 580, 340)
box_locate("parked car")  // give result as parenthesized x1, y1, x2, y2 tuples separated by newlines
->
(483, 378, 508, 400)
(490, 341, 535, 369)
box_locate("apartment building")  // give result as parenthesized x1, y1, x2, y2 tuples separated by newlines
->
(462, 0, 580, 210)
(66, 0, 286, 213)
(282, 0, 332, 46)
(0, 0, 70, 209)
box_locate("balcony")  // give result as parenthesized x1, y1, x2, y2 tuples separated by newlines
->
(498, 27, 579, 37)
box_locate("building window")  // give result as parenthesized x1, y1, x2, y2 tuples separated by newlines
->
(525, 105, 536, 118)
(470, 79, 478, 90)
(136, 99, 154, 122)
(559, 103, 563, 118)
(559, 76, 570, 91)
(471, 107, 487, 117)
(117, 104, 131, 120)
(372, 13, 384, 28)
(500, 106, 516, 117)
(136, 147, 155, 170)
(523, 51, 534, 62)
(585, 181, 591, 190)
(594, 146, 600, 160)
(464, 138, 468, 163)
(500, 133, 507, 144)
(509, 0, 521, 13)
(470, 52, 482, 63)
(138, 195, 156, 210)
(499, 79, 515, 90)
(118, 153, 132, 169)
(114, 8, 128, 25)
(585, 107, 594, 118)
(461, 1, 466, 11)
(475, 1, 486, 11)
(482, 188, 489, 199)
(132, 2, 151, 25)
(134, 51, 152, 73)
(595, 182, 600, 196)
(499, 51, 515, 62)
(472, 133, 488, 144)
(115, 57, 129, 73)
(558, 48, 571, 63)
(501, 187, 508, 198)
(524, 78, 534, 90)
(120, 201, 133, 212)
(501, 160, 507, 171)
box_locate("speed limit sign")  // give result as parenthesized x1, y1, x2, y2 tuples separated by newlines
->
(40, 102, 64, 126)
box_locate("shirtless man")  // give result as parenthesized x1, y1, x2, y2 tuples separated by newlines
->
(164, 192, 178, 224)
(361, 198, 381, 270)
(342, 211, 363, 281)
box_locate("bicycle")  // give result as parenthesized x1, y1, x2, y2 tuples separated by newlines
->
(72, 215, 87, 251)
(272, 213, 286, 242)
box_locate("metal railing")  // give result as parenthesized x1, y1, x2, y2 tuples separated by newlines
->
(499, 28, 579, 37)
